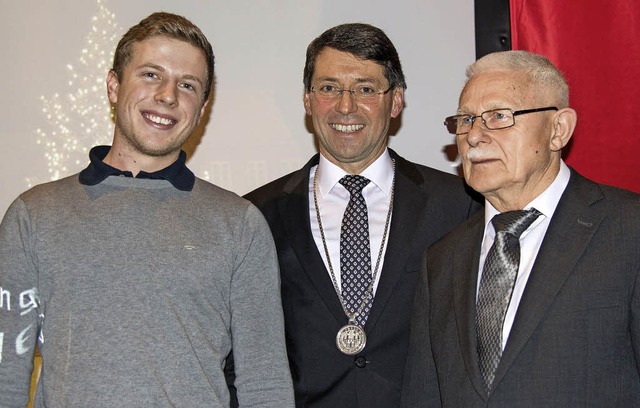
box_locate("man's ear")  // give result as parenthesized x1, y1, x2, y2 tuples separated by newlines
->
(550, 107, 577, 152)
(106, 70, 120, 104)
(303, 91, 312, 116)
(196, 99, 209, 126)
(390, 87, 404, 118)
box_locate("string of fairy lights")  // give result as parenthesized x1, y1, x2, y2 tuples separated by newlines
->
(31, 0, 118, 187)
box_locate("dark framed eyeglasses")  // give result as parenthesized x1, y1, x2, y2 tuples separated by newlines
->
(444, 106, 558, 135)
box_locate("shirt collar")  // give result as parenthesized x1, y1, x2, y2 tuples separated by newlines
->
(78, 145, 195, 191)
(316, 149, 394, 198)
(484, 160, 571, 227)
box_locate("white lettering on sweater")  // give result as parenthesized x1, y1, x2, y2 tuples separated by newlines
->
(16, 325, 33, 355)
(20, 289, 38, 316)
(0, 326, 36, 364)
(0, 286, 10, 311)
(0, 287, 39, 315)
(0, 287, 42, 364)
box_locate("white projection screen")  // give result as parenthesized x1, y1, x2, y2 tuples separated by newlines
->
(0, 0, 475, 217)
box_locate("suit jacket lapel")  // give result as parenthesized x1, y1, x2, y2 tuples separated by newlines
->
(493, 172, 605, 389)
(452, 214, 489, 399)
(279, 155, 347, 325)
(365, 156, 424, 332)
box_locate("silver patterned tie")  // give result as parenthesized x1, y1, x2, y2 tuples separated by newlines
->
(339, 175, 372, 328)
(476, 208, 542, 392)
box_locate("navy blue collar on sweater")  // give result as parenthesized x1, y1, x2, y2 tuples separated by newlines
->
(79, 145, 195, 191)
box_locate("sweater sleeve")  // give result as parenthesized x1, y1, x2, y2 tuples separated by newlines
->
(229, 203, 294, 407)
(0, 198, 42, 407)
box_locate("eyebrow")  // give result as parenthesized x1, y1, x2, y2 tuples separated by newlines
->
(456, 107, 473, 115)
(457, 105, 510, 115)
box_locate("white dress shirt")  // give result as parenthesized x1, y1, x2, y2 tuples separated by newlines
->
(477, 161, 571, 350)
(309, 150, 395, 296)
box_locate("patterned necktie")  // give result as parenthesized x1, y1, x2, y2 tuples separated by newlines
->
(339, 175, 372, 328)
(476, 208, 542, 391)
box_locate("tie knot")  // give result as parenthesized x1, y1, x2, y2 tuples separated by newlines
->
(491, 208, 542, 238)
(339, 175, 370, 195)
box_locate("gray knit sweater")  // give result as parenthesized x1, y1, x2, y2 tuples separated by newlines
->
(0, 175, 294, 407)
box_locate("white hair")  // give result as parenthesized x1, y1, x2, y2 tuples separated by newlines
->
(465, 50, 570, 108)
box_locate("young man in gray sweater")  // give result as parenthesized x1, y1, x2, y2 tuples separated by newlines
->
(0, 12, 294, 407)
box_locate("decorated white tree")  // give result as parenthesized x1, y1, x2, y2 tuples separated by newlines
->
(31, 0, 121, 187)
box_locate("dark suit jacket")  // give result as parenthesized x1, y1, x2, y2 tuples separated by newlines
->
(244, 149, 480, 407)
(402, 169, 640, 407)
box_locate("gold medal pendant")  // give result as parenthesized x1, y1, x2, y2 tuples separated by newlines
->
(336, 324, 367, 355)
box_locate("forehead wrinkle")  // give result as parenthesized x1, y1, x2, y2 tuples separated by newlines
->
(313, 48, 388, 86)
(459, 82, 524, 115)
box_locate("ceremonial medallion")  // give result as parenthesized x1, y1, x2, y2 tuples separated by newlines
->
(314, 164, 395, 357)
(336, 324, 367, 355)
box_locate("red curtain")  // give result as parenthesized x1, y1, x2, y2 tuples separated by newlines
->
(510, 0, 640, 193)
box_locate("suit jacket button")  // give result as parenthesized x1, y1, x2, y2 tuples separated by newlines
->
(354, 356, 367, 368)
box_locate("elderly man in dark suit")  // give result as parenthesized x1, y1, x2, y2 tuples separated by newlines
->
(402, 50, 640, 407)
(241, 23, 480, 407)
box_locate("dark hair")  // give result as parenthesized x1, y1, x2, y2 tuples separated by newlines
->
(112, 12, 215, 102)
(303, 23, 406, 92)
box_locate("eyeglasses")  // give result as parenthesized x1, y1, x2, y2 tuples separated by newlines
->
(310, 84, 392, 103)
(444, 106, 558, 135)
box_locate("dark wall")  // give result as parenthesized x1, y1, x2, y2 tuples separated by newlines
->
(475, 0, 511, 59)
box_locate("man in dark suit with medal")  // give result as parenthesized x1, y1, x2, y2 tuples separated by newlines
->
(402, 50, 640, 407)
(240, 23, 480, 407)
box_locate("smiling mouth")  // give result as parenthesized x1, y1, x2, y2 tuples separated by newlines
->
(330, 123, 364, 133)
(144, 112, 177, 126)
